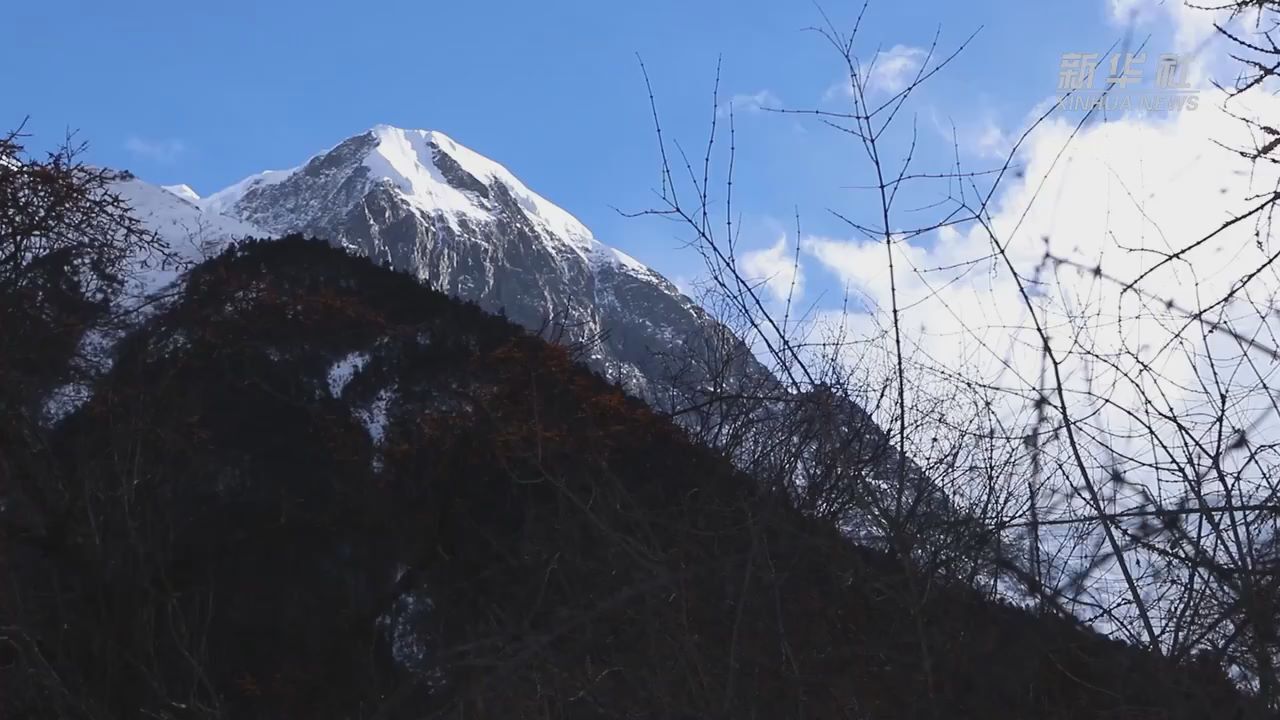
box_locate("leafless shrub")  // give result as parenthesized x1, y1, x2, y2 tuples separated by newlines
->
(639, 0, 1280, 709)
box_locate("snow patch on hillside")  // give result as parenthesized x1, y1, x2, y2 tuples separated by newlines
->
(327, 351, 370, 397)
(359, 387, 395, 446)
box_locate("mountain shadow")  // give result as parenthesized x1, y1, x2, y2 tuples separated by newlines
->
(0, 237, 1268, 719)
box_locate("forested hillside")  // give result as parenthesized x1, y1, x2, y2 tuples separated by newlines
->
(2, 236, 1266, 719)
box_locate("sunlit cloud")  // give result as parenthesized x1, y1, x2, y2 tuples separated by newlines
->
(719, 89, 782, 117)
(742, 234, 805, 303)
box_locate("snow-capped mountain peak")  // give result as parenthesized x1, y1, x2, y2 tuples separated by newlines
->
(201, 125, 606, 261)
(124, 125, 761, 402)
(161, 183, 201, 203)
(365, 125, 594, 247)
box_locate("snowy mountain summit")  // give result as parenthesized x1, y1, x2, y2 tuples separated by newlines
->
(134, 125, 758, 402)
(199, 125, 647, 275)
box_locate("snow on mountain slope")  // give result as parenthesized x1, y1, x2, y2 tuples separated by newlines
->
(39, 178, 265, 424)
(200, 125, 644, 273)
(199, 168, 296, 216)
(363, 126, 595, 246)
(115, 177, 263, 297)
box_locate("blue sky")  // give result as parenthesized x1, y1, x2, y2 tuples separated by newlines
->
(5, 0, 1178, 290)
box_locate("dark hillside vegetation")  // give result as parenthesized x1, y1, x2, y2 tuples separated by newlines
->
(0, 237, 1270, 719)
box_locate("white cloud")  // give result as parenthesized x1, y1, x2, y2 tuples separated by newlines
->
(867, 44, 929, 94)
(823, 77, 854, 103)
(671, 274, 698, 300)
(926, 97, 1060, 162)
(124, 136, 187, 164)
(720, 89, 781, 117)
(742, 234, 805, 303)
(806, 83, 1280, 490)
(973, 116, 1012, 159)
(1108, 0, 1167, 26)
(822, 44, 929, 103)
